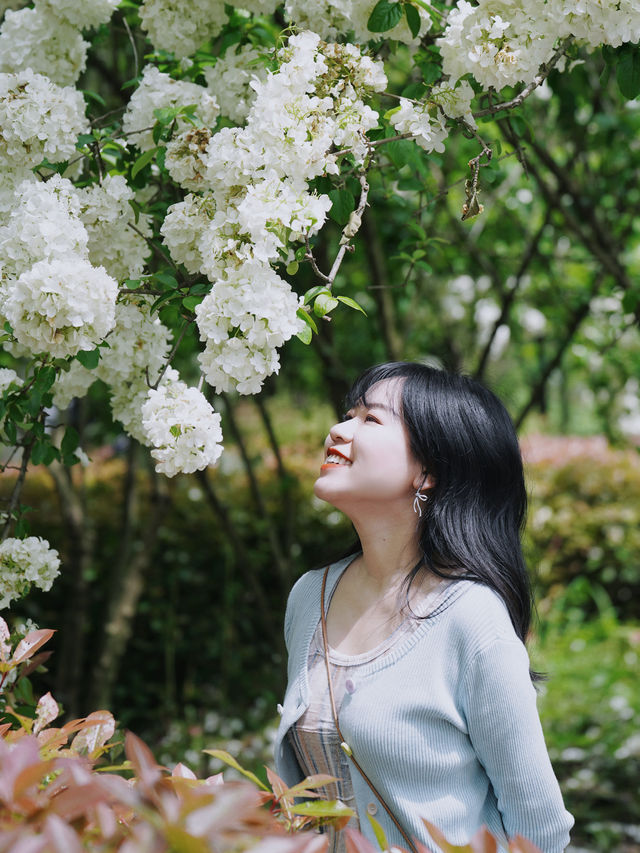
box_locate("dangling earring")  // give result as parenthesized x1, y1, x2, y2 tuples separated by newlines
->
(413, 489, 428, 517)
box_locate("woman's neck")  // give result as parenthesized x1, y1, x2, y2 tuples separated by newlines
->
(351, 513, 422, 594)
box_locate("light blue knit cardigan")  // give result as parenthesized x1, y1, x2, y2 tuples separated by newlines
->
(274, 557, 574, 853)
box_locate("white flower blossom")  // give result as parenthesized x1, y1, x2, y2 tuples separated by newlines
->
(438, 0, 556, 90)
(0, 175, 88, 281)
(550, 0, 640, 47)
(141, 368, 223, 476)
(122, 65, 220, 152)
(284, 0, 432, 45)
(431, 79, 477, 128)
(0, 367, 21, 393)
(198, 335, 282, 395)
(0, 536, 60, 609)
(0, 7, 88, 86)
(139, 0, 228, 59)
(77, 175, 151, 282)
(3, 255, 117, 358)
(52, 360, 96, 409)
(203, 44, 268, 124)
(35, 0, 120, 29)
(390, 98, 448, 153)
(0, 70, 88, 169)
(196, 260, 303, 394)
(165, 127, 214, 191)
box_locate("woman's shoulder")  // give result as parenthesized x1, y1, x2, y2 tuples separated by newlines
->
(441, 578, 521, 651)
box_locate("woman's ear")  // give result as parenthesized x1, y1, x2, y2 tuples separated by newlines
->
(413, 472, 435, 491)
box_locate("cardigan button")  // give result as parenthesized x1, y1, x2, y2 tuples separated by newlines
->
(366, 802, 377, 816)
(345, 678, 355, 694)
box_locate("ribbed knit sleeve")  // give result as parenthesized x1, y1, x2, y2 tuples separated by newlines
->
(460, 638, 574, 852)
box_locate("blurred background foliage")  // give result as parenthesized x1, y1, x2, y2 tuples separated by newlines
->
(1, 4, 640, 851)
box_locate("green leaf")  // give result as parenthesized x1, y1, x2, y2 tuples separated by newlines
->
(124, 279, 142, 290)
(328, 189, 355, 226)
(296, 324, 312, 345)
(336, 295, 367, 315)
(313, 293, 339, 317)
(154, 271, 179, 288)
(384, 138, 422, 170)
(368, 0, 403, 32)
(182, 295, 201, 312)
(76, 133, 96, 147)
(131, 148, 157, 179)
(291, 800, 355, 818)
(304, 285, 328, 304)
(286, 261, 299, 275)
(405, 3, 421, 38)
(202, 750, 268, 790)
(76, 348, 101, 370)
(616, 44, 640, 99)
(151, 291, 177, 313)
(170, 424, 182, 438)
(367, 814, 389, 851)
(601, 44, 617, 66)
(61, 426, 79, 457)
(34, 366, 56, 395)
(297, 307, 318, 333)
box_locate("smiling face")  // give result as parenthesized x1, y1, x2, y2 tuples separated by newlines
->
(313, 379, 425, 518)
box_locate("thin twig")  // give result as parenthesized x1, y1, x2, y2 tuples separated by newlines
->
(128, 221, 180, 272)
(0, 427, 38, 542)
(151, 319, 192, 389)
(122, 13, 139, 79)
(325, 171, 370, 289)
(304, 235, 330, 283)
(473, 43, 571, 118)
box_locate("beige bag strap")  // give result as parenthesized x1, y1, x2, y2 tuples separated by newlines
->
(320, 566, 419, 853)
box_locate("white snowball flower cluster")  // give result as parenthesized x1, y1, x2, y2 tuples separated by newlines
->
(141, 368, 223, 477)
(0, 175, 118, 357)
(195, 260, 303, 394)
(0, 175, 88, 281)
(390, 99, 449, 153)
(3, 256, 117, 358)
(37, 0, 120, 29)
(0, 367, 21, 393)
(431, 79, 477, 128)
(163, 32, 385, 278)
(139, 0, 228, 59)
(0, 168, 35, 219)
(0, 70, 88, 170)
(284, 0, 432, 45)
(0, 7, 88, 86)
(52, 298, 173, 443)
(0, 536, 60, 610)
(122, 66, 220, 153)
(203, 44, 268, 125)
(77, 176, 151, 282)
(438, 0, 557, 90)
(549, 0, 640, 48)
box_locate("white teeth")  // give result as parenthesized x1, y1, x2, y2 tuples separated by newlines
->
(326, 453, 351, 465)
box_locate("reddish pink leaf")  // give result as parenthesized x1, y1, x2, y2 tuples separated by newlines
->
(19, 650, 53, 679)
(33, 692, 59, 736)
(43, 813, 83, 853)
(12, 630, 55, 664)
(49, 780, 109, 820)
(172, 762, 197, 779)
(344, 827, 380, 853)
(124, 731, 162, 788)
(266, 766, 288, 799)
(71, 710, 115, 755)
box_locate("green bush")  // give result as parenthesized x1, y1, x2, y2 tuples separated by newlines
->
(525, 441, 640, 619)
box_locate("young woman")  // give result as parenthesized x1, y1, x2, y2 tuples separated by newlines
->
(274, 362, 573, 853)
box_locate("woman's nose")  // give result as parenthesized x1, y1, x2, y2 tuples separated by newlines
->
(328, 418, 353, 444)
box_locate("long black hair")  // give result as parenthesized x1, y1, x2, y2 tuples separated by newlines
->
(345, 362, 534, 648)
